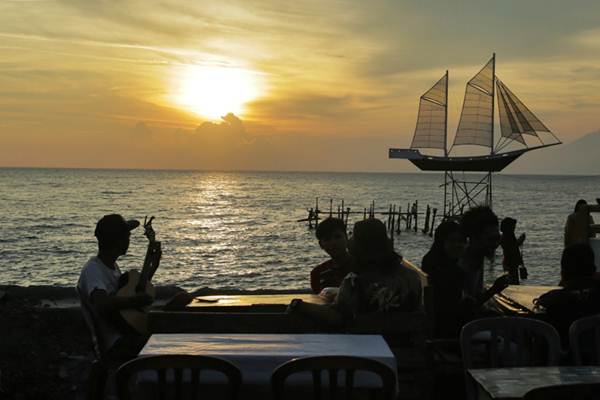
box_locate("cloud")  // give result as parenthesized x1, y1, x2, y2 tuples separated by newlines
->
(2, 0, 600, 172)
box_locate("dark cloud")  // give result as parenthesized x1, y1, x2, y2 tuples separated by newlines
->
(251, 94, 358, 120)
(347, 0, 600, 78)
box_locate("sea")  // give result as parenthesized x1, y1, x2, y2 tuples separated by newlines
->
(1, 168, 598, 291)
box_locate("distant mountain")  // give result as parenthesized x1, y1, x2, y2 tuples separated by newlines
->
(506, 130, 600, 175)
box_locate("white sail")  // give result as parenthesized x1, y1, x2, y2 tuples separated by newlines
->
(410, 73, 447, 150)
(496, 79, 526, 145)
(496, 78, 551, 141)
(452, 57, 494, 148)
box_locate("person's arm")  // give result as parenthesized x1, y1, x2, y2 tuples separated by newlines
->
(288, 299, 344, 328)
(90, 289, 153, 315)
(517, 233, 526, 246)
(474, 275, 510, 307)
(163, 291, 195, 311)
(310, 266, 323, 294)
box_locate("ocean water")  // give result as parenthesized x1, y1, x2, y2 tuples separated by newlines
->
(0, 168, 598, 291)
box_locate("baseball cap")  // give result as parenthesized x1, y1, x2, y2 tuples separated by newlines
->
(94, 214, 140, 239)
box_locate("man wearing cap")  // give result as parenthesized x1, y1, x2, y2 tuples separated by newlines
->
(77, 214, 154, 360)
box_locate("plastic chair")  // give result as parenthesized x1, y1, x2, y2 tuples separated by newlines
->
(460, 317, 561, 399)
(570, 314, 600, 365)
(77, 286, 111, 400)
(524, 382, 600, 400)
(271, 355, 396, 400)
(116, 355, 242, 400)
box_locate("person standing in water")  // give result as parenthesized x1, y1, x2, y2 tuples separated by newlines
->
(564, 199, 595, 247)
(500, 217, 526, 285)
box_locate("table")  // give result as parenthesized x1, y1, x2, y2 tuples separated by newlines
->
(137, 333, 397, 399)
(469, 366, 600, 399)
(150, 294, 331, 334)
(188, 293, 328, 309)
(493, 285, 560, 315)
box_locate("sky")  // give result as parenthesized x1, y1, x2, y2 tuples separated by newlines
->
(1, 0, 600, 172)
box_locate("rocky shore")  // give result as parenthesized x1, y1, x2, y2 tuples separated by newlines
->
(0, 285, 309, 400)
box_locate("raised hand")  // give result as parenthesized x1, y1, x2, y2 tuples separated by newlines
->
(143, 216, 156, 242)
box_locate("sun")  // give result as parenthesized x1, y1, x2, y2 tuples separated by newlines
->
(175, 65, 261, 120)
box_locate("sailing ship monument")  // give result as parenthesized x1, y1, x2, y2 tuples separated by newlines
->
(389, 54, 561, 217)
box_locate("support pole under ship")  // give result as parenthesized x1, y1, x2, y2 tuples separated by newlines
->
(389, 54, 561, 219)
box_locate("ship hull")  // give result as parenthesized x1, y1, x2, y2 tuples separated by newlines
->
(409, 151, 524, 172)
(388, 146, 557, 172)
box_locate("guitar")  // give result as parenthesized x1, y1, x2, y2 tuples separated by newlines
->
(116, 216, 161, 335)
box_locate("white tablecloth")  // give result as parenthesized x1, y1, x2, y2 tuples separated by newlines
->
(135, 333, 397, 399)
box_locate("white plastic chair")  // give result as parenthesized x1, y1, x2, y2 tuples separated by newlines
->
(460, 316, 561, 399)
(569, 314, 600, 365)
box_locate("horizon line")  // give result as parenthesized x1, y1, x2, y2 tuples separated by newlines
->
(0, 165, 598, 178)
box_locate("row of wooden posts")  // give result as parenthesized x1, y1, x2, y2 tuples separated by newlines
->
(299, 198, 438, 239)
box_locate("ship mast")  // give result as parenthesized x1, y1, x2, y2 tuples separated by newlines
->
(490, 53, 496, 155)
(444, 70, 449, 157)
(488, 53, 496, 207)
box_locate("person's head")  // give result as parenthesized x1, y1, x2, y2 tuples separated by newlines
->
(316, 217, 348, 259)
(94, 214, 140, 256)
(500, 217, 517, 235)
(560, 243, 596, 285)
(460, 206, 500, 257)
(575, 199, 588, 213)
(349, 218, 400, 272)
(433, 220, 467, 261)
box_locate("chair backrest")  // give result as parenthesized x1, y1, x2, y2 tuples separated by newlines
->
(524, 382, 600, 400)
(460, 316, 561, 369)
(116, 355, 242, 400)
(569, 314, 600, 365)
(461, 317, 562, 400)
(271, 355, 396, 400)
(76, 286, 107, 362)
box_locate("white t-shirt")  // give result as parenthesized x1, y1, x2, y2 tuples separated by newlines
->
(77, 256, 123, 349)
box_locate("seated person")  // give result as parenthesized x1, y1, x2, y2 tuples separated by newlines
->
(78, 214, 191, 361)
(422, 221, 467, 338)
(422, 221, 509, 338)
(291, 218, 422, 327)
(536, 243, 600, 347)
(310, 217, 353, 294)
(459, 206, 503, 298)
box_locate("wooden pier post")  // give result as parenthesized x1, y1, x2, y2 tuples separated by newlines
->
(396, 206, 402, 234)
(390, 205, 396, 241)
(413, 201, 418, 232)
(422, 205, 431, 234)
(429, 208, 438, 237)
(345, 207, 350, 229)
(315, 198, 320, 228)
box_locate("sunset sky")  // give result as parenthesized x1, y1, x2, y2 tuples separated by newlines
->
(1, 0, 600, 172)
